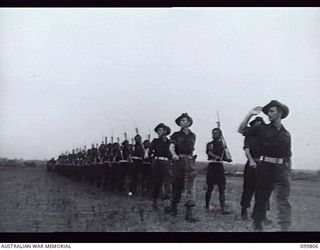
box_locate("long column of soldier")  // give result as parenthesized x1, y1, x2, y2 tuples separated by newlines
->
(51, 132, 155, 196)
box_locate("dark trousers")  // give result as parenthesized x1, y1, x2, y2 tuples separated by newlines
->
(241, 161, 271, 210)
(143, 161, 152, 193)
(171, 158, 197, 207)
(129, 159, 145, 194)
(205, 162, 226, 207)
(252, 161, 291, 227)
(151, 159, 172, 200)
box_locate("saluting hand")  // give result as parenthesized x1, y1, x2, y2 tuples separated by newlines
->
(250, 106, 262, 116)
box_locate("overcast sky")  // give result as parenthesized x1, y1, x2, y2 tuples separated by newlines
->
(1, 8, 319, 169)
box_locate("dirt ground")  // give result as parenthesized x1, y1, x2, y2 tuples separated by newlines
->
(0, 164, 319, 232)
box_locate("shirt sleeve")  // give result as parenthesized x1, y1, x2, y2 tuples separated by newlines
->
(243, 125, 260, 136)
(170, 132, 178, 145)
(206, 143, 211, 154)
(243, 136, 251, 150)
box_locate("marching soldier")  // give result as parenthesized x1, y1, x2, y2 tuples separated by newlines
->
(168, 113, 198, 222)
(238, 100, 292, 231)
(147, 123, 172, 211)
(128, 133, 145, 196)
(117, 138, 131, 193)
(143, 137, 152, 194)
(205, 128, 232, 214)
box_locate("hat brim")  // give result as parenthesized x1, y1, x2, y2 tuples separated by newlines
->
(175, 115, 193, 127)
(262, 101, 289, 119)
(154, 124, 171, 135)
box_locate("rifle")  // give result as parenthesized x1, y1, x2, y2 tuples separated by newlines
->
(216, 111, 232, 162)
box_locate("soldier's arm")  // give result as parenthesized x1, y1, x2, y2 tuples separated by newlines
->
(169, 133, 179, 160)
(244, 148, 257, 168)
(238, 106, 262, 134)
(169, 143, 179, 160)
(206, 143, 220, 160)
(208, 152, 222, 161)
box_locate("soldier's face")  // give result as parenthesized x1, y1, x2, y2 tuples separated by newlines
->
(157, 127, 166, 137)
(135, 137, 141, 143)
(179, 117, 191, 128)
(212, 130, 220, 139)
(268, 106, 282, 122)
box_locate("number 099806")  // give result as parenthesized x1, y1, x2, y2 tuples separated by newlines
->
(300, 244, 318, 248)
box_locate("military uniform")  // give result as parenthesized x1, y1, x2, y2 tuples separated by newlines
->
(205, 132, 229, 213)
(149, 123, 172, 209)
(240, 100, 292, 231)
(240, 117, 271, 220)
(129, 136, 145, 195)
(169, 113, 197, 222)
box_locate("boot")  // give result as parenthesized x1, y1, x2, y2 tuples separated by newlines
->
(151, 198, 158, 210)
(263, 217, 273, 225)
(166, 203, 178, 216)
(253, 221, 263, 232)
(185, 206, 199, 222)
(280, 225, 289, 232)
(221, 206, 231, 215)
(164, 199, 171, 213)
(241, 207, 248, 220)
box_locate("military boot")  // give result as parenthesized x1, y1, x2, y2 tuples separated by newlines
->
(241, 207, 248, 220)
(253, 221, 263, 232)
(221, 202, 231, 215)
(185, 206, 199, 222)
(151, 198, 158, 210)
(164, 199, 171, 213)
(164, 201, 178, 215)
(280, 225, 289, 232)
(263, 217, 273, 225)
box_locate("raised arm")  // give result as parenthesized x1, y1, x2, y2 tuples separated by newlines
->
(238, 106, 263, 134)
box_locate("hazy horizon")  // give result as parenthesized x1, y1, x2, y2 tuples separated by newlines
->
(1, 8, 320, 170)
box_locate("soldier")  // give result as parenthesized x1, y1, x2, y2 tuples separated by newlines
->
(98, 141, 107, 162)
(168, 113, 198, 222)
(238, 100, 292, 231)
(143, 138, 152, 194)
(147, 123, 172, 211)
(240, 117, 271, 223)
(128, 134, 145, 196)
(205, 128, 232, 214)
(117, 138, 131, 193)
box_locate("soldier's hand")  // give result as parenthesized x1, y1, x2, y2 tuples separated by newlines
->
(249, 106, 262, 116)
(172, 155, 179, 161)
(249, 160, 257, 168)
(216, 157, 221, 161)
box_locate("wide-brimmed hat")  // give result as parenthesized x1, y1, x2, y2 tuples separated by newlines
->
(154, 123, 171, 135)
(249, 116, 265, 127)
(262, 100, 289, 119)
(175, 113, 193, 126)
